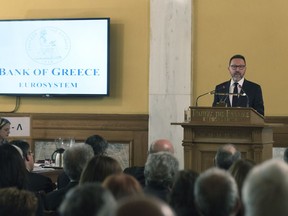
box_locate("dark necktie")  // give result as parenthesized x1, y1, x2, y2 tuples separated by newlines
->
(232, 82, 239, 107)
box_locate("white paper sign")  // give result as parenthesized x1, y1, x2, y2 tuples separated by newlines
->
(4, 117, 31, 137)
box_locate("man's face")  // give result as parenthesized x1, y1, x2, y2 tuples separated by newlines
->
(228, 58, 246, 82)
(26, 149, 35, 171)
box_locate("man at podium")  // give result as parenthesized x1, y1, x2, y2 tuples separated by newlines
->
(212, 54, 264, 116)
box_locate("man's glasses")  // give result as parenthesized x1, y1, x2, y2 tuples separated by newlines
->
(230, 65, 246, 70)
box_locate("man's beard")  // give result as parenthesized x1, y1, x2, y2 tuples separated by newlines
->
(232, 72, 242, 81)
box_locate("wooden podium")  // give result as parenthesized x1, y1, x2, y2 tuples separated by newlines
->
(172, 107, 273, 173)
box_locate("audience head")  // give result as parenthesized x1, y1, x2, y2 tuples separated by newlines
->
(284, 148, 288, 163)
(0, 144, 28, 189)
(80, 155, 122, 184)
(144, 152, 179, 189)
(242, 159, 288, 216)
(10, 140, 34, 172)
(63, 144, 94, 181)
(85, 134, 108, 155)
(214, 144, 241, 170)
(59, 182, 116, 216)
(169, 170, 199, 216)
(113, 195, 175, 216)
(149, 139, 174, 154)
(0, 187, 38, 216)
(102, 173, 143, 200)
(228, 158, 255, 197)
(0, 118, 11, 144)
(194, 167, 239, 216)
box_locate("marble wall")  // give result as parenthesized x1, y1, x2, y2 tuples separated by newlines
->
(149, 0, 192, 168)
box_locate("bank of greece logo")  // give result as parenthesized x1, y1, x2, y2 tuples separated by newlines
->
(26, 27, 71, 65)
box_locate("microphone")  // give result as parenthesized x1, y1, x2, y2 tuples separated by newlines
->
(214, 92, 240, 96)
(239, 84, 250, 108)
(195, 90, 215, 106)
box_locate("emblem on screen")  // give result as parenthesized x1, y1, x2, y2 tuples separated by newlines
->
(26, 27, 71, 65)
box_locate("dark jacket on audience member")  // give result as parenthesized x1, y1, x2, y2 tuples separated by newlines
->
(123, 166, 145, 188)
(143, 183, 170, 202)
(44, 181, 78, 211)
(27, 171, 55, 193)
(56, 171, 70, 190)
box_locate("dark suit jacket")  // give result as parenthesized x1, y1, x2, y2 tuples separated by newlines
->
(123, 166, 145, 188)
(143, 183, 170, 203)
(56, 171, 70, 190)
(212, 79, 264, 116)
(44, 181, 78, 211)
(27, 171, 55, 193)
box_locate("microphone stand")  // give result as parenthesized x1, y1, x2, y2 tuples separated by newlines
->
(195, 90, 215, 106)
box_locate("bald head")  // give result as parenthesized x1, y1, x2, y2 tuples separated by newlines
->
(149, 139, 174, 154)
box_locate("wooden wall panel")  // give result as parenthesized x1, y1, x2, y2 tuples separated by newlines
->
(265, 116, 288, 147)
(2, 113, 149, 166)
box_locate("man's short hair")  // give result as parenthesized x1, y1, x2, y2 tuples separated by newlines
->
(85, 134, 108, 155)
(215, 144, 241, 170)
(63, 144, 94, 181)
(115, 195, 175, 216)
(242, 159, 288, 216)
(144, 152, 179, 188)
(194, 167, 239, 216)
(229, 54, 246, 65)
(59, 183, 116, 216)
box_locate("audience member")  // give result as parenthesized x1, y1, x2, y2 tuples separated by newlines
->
(11, 140, 55, 193)
(228, 159, 255, 216)
(214, 144, 241, 170)
(59, 182, 116, 216)
(0, 144, 28, 189)
(228, 158, 255, 197)
(124, 139, 175, 187)
(112, 195, 175, 216)
(148, 139, 175, 154)
(0, 118, 11, 145)
(80, 155, 122, 184)
(102, 173, 143, 200)
(169, 170, 200, 216)
(44, 144, 94, 211)
(57, 134, 109, 189)
(242, 159, 288, 216)
(283, 147, 288, 163)
(194, 167, 240, 216)
(0, 187, 38, 216)
(85, 134, 109, 155)
(144, 152, 179, 202)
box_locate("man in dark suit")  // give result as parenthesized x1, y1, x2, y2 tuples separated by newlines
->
(124, 139, 175, 188)
(212, 54, 264, 116)
(44, 144, 94, 211)
(10, 140, 55, 193)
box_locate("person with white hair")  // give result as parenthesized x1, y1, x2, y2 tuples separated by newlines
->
(144, 151, 179, 202)
(242, 159, 288, 216)
(124, 139, 175, 187)
(44, 144, 94, 211)
(194, 167, 240, 216)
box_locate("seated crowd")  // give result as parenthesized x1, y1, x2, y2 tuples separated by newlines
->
(1, 134, 288, 216)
